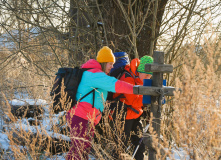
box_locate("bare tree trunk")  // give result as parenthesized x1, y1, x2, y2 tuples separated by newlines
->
(149, 0, 158, 56)
(69, 0, 103, 65)
(101, 0, 168, 58)
(69, 0, 80, 66)
(137, 0, 168, 58)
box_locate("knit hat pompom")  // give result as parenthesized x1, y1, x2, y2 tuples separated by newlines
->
(96, 46, 115, 63)
(137, 56, 153, 75)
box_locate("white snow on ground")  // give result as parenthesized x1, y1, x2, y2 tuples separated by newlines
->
(0, 132, 10, 150)
(167, 148, 190, 160)
(8, 99, 47, 106)
(0, 97, 192, 160)
(12, 122, 71, 142)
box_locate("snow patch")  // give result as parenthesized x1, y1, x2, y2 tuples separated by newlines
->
(0, 132, 10, 150)
(8, 99, 47, 106)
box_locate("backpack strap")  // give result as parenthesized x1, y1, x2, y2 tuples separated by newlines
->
(120, 102, 140, 114)
(111, 94, 125, 102)
(92, 89, 95, 107)
(77, 88, 98, 108)
(77, 67, 97, 108)
(111, 94, 139, 114)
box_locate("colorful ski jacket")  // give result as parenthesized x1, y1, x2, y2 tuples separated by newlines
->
(68, 59, 133, 125)
(113, 65, 144, 120)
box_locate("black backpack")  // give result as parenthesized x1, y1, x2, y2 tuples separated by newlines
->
(50, 67, 96, 114)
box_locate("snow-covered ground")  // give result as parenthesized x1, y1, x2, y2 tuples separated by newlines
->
(0, 95, 69, 159)
(0, 95, 191, 160)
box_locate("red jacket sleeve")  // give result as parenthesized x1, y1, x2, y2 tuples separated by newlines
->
(115, 80, 134, 94)
(118, 74, 143, 109)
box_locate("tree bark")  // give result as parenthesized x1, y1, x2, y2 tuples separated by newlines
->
(69, 0, 103, 65)
(101, 0, 168, 58)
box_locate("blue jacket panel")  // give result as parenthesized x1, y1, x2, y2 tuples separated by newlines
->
(76, 69, 118, 112)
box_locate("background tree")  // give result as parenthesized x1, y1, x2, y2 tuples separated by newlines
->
(100, 0, 168, 58)
(0, 0, 220, 159)
(1, 0, 220, 75)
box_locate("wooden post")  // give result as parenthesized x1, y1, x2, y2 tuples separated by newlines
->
(149, 51, 164, 160)
(133, 51, 175, 159)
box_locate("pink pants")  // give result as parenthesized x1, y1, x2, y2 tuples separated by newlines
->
(66, 112, 95, 160)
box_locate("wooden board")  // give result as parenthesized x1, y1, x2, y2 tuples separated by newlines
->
(145, 63, 173, 73)
(133, 86, 175, 96)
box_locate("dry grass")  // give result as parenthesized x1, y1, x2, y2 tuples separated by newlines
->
(0, 36, 220, 159)
(160, 36, 221, 159)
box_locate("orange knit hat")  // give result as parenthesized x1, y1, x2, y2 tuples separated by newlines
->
(96, 46, 115, 63)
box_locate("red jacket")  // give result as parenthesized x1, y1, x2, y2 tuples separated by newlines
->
(113, 65, 143, 120)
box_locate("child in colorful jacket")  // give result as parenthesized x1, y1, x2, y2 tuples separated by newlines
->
(65, 46, 134, 160)
(112, 55, 153, 160)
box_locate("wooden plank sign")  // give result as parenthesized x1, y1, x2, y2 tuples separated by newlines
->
(132, 51, 175, 160)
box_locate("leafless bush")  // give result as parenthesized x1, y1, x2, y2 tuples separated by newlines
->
(160, 36, 221, 159)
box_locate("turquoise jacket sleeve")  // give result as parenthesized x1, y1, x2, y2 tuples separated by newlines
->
(88, 72, 118, 92)
(76, 71, 133, 112)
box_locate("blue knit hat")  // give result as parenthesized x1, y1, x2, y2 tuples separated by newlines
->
(110, 52, 130, 73)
